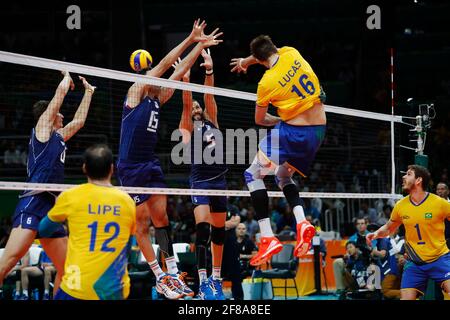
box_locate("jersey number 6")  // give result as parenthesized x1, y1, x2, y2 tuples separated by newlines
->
(291, 74, 316, 99)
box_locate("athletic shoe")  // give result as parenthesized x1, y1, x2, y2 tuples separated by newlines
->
(43, 292, 51, 300)
(250, 236, 283, 266)
(12, 290, 21, 300)
(208, 276, 225, 300)
(19, 294, 29, 300)
(156, 275, 183, 300)
(170, 272, 194, 297)
(197, 280, 216, 300)
(294, 220, 316, 257)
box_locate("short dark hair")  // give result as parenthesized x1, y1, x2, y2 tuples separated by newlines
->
(33, 100, 49, 121)
(83, 144, 113, 179)
(407, 164, 431, 190)
(250, 35, 278, 62)
(346, 241, 357, 249)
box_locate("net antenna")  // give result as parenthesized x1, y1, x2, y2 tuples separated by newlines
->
(400, 98, 436, 156)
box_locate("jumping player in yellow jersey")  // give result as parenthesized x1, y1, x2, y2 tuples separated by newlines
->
(230, 35, 326, 265)
(367, 165, 450, 300)
(38, 145, 136, 300)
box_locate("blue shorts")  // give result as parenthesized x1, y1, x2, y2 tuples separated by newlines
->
(259, 122, 326, 177)
(54, 288, 80, 300)
(116, 159, 167, 205)
(12, 192, 66, 239)
(401, 252, 450, 295)
(190, 175, 227, 212)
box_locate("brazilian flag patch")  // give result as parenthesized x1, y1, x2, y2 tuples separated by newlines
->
(424, 212, 432, 219)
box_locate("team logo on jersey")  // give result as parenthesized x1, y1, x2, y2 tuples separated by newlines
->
(424, 212, 432, 219)
(401, 215, 410, 220)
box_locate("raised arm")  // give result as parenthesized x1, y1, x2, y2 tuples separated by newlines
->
(58, 76, 96, 141)
(230, 55, 259, 74)
(174, 61, 194, 144)
(35, 71, 74, 142)
(158, 27, 223, 106)
(126, 19, 207, 108)
(200, 49, 218, 128)
(149, 19, 207, 78)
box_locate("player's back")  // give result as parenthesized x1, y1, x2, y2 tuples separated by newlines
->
(56, 183, 136, 300)
(118, 96, 160, 162)
(26, 128, 66, 184)
(391, 193, 450, 264)
(256, 46, 322, 121)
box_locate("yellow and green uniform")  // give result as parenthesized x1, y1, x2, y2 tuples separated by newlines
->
(256, 46, 322, 121)
(48, 183, 136, 300)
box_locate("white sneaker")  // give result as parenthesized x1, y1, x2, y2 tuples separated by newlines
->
(156, 274, 183, 300)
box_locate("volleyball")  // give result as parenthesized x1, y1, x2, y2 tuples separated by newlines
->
(129, 49, 153, 72)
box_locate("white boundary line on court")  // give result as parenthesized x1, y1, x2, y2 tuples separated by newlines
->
(0, 50, 403, 123)
(0, 181, 403, 199)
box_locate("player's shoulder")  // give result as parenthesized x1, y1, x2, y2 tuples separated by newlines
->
(278, 46, 298, 55)
(111, 187, 136, 206)
(394, 195, 410, 207)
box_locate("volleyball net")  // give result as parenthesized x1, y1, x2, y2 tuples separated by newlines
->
(0, 50, 405, 232)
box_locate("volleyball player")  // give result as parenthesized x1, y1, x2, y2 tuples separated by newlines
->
(230, 35, 326, 265)
(116, 20, 223, 299)
(0, 72, 95, 298)
(39, 145, 136, 300)
(367, 165, 450, 300)
(176, 48, 227, 300)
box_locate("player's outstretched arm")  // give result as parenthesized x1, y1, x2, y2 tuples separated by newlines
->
(158, 27, 223, 106)
(126, 19, 208, 108)
(58, 76, 96, 142)
(201, 49, 218, 128)
(149, 19, 208, 78)
(35, 71, 74, 142)
(170, 58, 194, 144)
(230, 55, 258, 74)
(366, 219, 402, 246)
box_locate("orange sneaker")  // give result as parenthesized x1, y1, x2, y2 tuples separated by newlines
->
(294, 220, 316, 257)
(250, 236, 283, 266)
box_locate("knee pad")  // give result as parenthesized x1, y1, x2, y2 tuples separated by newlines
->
(211, 226, 225, 246)
(244, 163, 266, 192)
(274, 165, 295, 190)
(195, 222, 210, 247)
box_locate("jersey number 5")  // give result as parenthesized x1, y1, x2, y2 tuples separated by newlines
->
(88, 221, 120, 252)
(147, 111, 159, 133)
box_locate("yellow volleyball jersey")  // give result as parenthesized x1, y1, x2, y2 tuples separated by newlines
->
(47, 183, 136, 300)
(390, 193, 450, 264)
(256, 46, 322, 121)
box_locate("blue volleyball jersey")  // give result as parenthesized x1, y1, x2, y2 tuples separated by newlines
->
(118, 97, 160, 162)
(190, 120, 227, 183)
(26, 128, 66, 186)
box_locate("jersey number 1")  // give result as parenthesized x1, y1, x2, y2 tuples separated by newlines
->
(414, 224, 426, 245)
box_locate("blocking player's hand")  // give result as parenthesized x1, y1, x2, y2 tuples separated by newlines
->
(172, 57, 190, 80)
(200, 48, 213, 70)
(79, 76, 96, 93)
(230, 58, 247, 74)
(189, 19, 207, 42)
(61, 71, 75, 91)
(201, 28, 223, 48)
